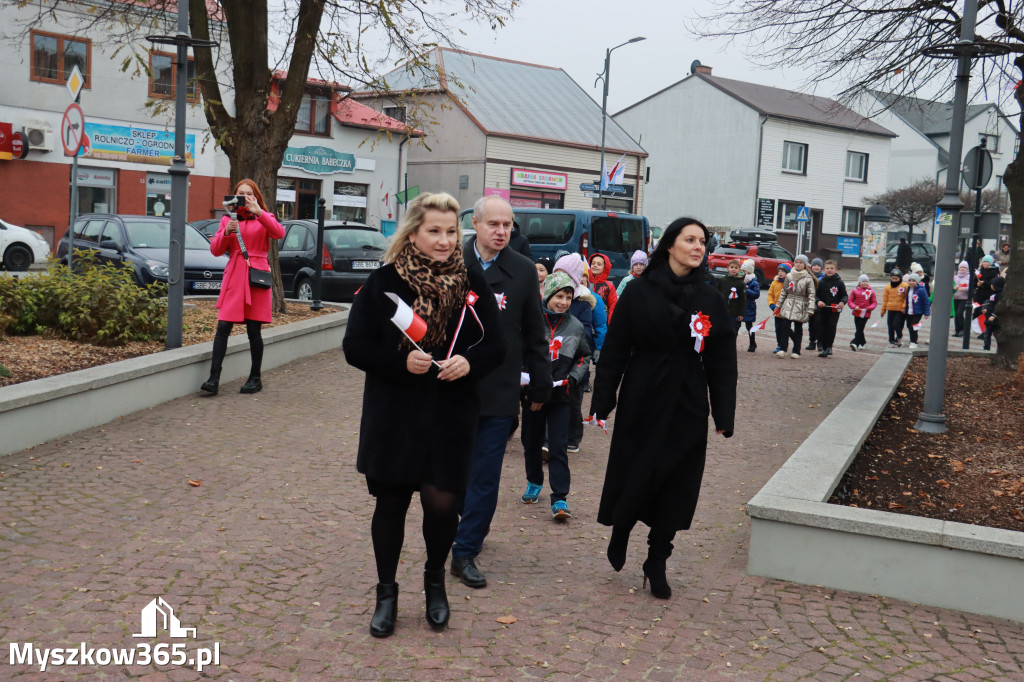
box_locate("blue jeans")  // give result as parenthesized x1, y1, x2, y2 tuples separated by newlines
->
(452, 416, 513, 559)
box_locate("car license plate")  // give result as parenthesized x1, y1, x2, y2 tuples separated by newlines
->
(352, 261, 380, 270)
(193, 281, 221, 290)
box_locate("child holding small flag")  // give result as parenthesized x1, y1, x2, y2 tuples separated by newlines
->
(847, 274, 877, 351)
(813, 260, 847, 357)
(715, 259, 747, 335)
(904, 271, 931, 349)
(883, 268, 909, 348)
(978, 272, 1004, 351)
(767, 263, 790, 353)
(740, 259, 761, 352)
(520, 272, 592, 521)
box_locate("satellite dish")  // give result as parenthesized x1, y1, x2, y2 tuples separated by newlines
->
(690, 59, 702, 75)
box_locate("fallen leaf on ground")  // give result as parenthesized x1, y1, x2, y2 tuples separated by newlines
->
(187, 479, 202, 487)
(496, 615, 517, 624)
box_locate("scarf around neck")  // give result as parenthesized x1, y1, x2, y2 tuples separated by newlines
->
(392, 245, 468, 350)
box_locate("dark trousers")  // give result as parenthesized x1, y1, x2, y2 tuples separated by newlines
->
(452, 416, 513, 559)
(906, 314, 923, 343)
(806, 312, 818, 348)
(816, 309, 840, 350)
(776, 319, 804, 352)
(886, 311, 905, 344)
(953, 298, 967, 334)
(982, 317, 999, 350)
(522, 402, 570, 504)
(567, 381, 584, 448)
(852, 317, 868, 347)
(773, 317, 786, 349)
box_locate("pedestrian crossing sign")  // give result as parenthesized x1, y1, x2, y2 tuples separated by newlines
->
(796, 206, 810, 222)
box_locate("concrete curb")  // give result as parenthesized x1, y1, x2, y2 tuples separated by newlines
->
(746, 347, 1024, 623)
(0, 300, 350, 458)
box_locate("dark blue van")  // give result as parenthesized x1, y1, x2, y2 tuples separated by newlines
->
(459, 208, 650, 283)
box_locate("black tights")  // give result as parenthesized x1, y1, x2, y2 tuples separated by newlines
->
(210, 320, 263, 378)
(370, 483, 459, 583)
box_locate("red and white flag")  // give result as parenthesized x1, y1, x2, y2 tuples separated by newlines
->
(446, 290, 485, 359)
(583, 413, 608, 434)
(870, 319, 880, 328)
(972, 313, 987, 335)
(912, 321, 923, 331)
(385, 292, 427, 343)
(520, 372, 572, 388)
(749, 316, 770, 335)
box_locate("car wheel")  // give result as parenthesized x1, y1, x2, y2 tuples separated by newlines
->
(3, 244, 32, 271)
(755, 267, 766, 288)
(296, 277, 313, 301)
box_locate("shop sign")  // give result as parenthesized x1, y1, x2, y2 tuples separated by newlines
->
(146, 173, 172, 192)
(0, 122, 11, 160)
(485, 188, 510, 201)
(80, 123, 195, 167)
(77, 167, 116, 187)
(757, 198, 775, 228)
(836, 236, 861, 257)
(511, 168, 567, 191)
(283, 145, 355, 175)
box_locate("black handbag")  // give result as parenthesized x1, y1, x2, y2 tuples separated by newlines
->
(233, 223, 273, 289)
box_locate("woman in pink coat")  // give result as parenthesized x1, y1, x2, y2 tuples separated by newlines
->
(200, 179, 285, 395)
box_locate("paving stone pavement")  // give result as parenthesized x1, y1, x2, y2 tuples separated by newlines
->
(2, 331, 1023, 680)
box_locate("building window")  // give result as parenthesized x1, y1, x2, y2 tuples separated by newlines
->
(782, 141, 807, 174)
(149, 51, 198, 101)
(979, 133, 999, 152)
(31, 30, 89, 86)
(845, 151, 868, 182)
(332, 182, 368, 222)
(382, 105, 406, 123)
(295, 92, 331, 136)
(777, 201, 804, 231)
(841, 207, 864, 234)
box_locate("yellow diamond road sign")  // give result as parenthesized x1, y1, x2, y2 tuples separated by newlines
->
(66, 64, 84, 101)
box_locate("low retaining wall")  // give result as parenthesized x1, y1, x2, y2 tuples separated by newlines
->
(0, 302, 350, 459)
(746, 348, 1024, 623)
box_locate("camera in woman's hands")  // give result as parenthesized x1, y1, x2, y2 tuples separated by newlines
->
(223, 195, 245, 209)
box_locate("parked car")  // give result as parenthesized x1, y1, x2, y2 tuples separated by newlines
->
(884, 241, 936, 276)
(189, 218, 223, 240)
(459, 207, 650, 284)
(728, 228, 778, 243)
(277, 219, 388, 301)
(1, 218, 51, 271)
(708, 241, 794, 287)
(55, 214, 228, 293)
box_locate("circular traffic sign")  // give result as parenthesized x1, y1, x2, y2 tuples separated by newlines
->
(962, 145, 993, 191)
(61, 103, 85, 156)
(10, 131, 26, 159)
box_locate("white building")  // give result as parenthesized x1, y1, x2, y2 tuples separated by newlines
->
(614, 67, 895, 268)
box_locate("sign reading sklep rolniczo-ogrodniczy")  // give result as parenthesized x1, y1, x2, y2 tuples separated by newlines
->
(282, 145, 358, 175)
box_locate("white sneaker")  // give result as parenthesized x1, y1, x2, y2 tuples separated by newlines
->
(909, 342, 918, 349)
(774, 350, 786, 357)
(790, 352, 801, 359)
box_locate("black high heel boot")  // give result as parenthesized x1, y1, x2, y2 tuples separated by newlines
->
(423, 568, 450, 630)
(200, 367, 221, 395)
(607, 522, 635, 572)
(642, 527, 675, 599)
(201, 321, 231, 395)
(241, 320, 263, 394)
(369, 582, 398, 638)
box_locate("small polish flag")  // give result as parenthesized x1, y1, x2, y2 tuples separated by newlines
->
(583, 414, 608, 434)
(912, 321, 922, 331)
(972, 313, 987, 335)
(870, 320, 880, 328)
(385, 292, 427, 343)
(749, 316, 769, 335)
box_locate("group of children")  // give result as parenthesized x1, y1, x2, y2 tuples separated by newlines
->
(524, 249, 648, 521)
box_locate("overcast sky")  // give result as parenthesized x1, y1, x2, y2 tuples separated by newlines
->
(453, 0, 832, 114)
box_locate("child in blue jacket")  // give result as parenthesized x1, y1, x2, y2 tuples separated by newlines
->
(904, 272, 931, 349)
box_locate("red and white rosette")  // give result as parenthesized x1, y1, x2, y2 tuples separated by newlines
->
(689, 311, 712, 353)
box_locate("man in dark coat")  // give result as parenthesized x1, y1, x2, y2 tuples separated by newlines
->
(895, 238, 913, 273)
(508, 220, 533, 259)
(451, 196, 552, 588)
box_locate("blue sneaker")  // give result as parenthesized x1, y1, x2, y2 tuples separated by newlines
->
(521, 482, 543, 504)
(551, 500, 571, 520)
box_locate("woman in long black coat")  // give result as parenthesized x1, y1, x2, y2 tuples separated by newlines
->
(590, 217, 737, 599)
(342, 192, 505, 637)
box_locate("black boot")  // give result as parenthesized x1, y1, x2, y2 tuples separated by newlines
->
(607, 522, 635, 572)
(423, 568, 450, 630)
(747, 340, 756, 353)
(200, 367, 221, 394)
(241, 320, 263, 394)
(370, 582, 398, 638)
(642, 527, 674, 599)
(240, 376, 262, 394)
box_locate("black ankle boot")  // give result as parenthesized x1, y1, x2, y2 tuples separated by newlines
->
(370, 582, 398, 637)
(607, 524, 633, 572)
(200, 367, 221, 395)
(747, 341, 756, 353)
(423, 568, 449, 630)
(239, 376, 262, 394)
(642, 557, 671, 599)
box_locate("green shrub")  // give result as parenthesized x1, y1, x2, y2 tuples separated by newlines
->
(0, 252, 167, 346)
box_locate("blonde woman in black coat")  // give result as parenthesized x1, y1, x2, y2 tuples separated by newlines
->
(342, 192, 505, 637)
(591, 217, 737, 599)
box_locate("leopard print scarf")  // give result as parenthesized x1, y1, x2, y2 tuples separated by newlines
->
(392, 244, 468, 350)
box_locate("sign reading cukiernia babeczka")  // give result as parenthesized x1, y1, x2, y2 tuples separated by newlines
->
(283, 146, 356, 175)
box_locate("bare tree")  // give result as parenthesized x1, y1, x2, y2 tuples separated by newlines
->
(866, 179, 945, 243)
(5, 0, 517, 312)
(691, 0, 1022, 369)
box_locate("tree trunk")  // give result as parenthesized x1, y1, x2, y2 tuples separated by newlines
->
(996, 99, 1024, 371)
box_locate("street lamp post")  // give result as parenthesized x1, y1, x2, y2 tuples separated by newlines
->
(596, 37, 645, 209)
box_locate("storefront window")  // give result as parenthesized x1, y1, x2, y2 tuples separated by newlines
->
(277, 178, 296, 220)
(332, 182, 368, 222)
(510, 190, 563, 209)
(75, 167, 116, 215)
